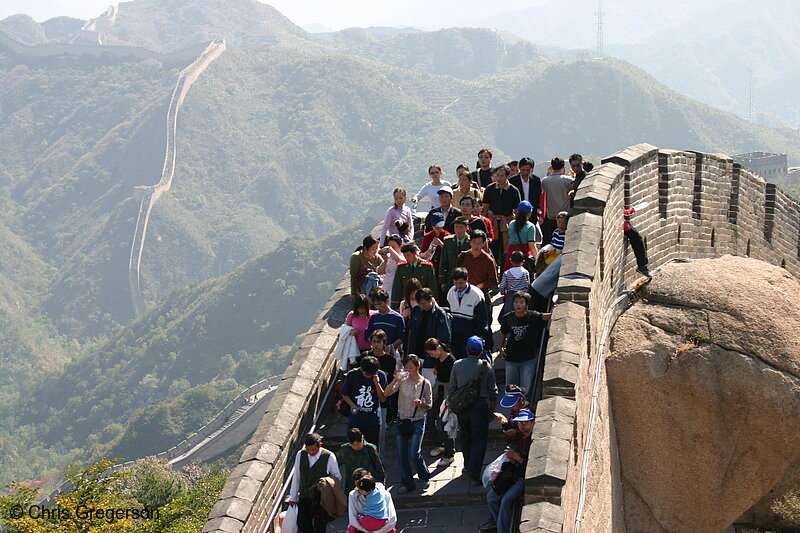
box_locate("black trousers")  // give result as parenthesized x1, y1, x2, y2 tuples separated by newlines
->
(625, 226, 648, 270)
(541, 218, 557, 245)
(297, 497, 327, 533)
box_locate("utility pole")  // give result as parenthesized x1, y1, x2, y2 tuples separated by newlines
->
(595, 0, 605, 59)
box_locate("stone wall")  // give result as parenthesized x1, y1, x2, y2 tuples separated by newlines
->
(202, 276, 352, 533)
(520, 144, 800, 533)
(0, 29, 214, 67)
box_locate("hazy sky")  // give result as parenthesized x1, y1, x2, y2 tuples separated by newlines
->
(0, 0, 734, 49)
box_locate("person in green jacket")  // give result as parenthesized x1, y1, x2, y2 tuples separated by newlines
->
(391, 243, 438, 309)
(438, 217, 472, 296)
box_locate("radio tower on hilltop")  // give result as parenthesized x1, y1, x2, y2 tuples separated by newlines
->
(595, 0, 605, 59)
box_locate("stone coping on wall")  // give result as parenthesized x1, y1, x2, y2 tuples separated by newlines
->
(203, 275, 351, 533)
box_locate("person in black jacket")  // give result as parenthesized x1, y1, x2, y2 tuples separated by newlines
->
(406, 288, 452, 371)
(509, 157, 541, 214)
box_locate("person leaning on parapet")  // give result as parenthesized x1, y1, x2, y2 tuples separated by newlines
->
(390, 243, 439, 310)
(341, 356, 388, 449)
(378, 187, 413, 247)
(471, 148, 495, 189)
(447, 267, 488, 360)
(482, 164, 521, 263)
(411, 164, 452, 210)
(350, 235, 384, 300)
(424, 185, 462, 234)
(336, 427, 385, 493)
(288, 432, 342, 533)
(347, 468, 397, 533)
(437, 217, 472, 296)
(449, 336, 498, 485)
(540, 157, 574, 244)
(624, 203, 651, 278)
(509, 157, 542, 214)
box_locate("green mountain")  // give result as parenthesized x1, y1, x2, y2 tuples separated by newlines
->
(0, 219, 374, 488)
(607, 0, 800, 128)
(0, 14, 46, 44)
(321, 27, 544, 79)
(98, 0, 317, 51)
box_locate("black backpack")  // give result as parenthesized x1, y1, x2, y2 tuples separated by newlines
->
(448, 359, 488, 414)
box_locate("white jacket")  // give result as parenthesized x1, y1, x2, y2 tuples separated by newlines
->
(335, 325, 361, 370)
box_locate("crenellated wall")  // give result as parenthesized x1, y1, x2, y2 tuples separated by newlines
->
(519, 144, 800, 533)
(0, 29, 215, 67)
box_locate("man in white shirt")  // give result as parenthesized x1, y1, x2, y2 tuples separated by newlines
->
(288, 432, 342, 533)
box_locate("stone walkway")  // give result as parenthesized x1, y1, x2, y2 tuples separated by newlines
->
(320, 290, 516, 532)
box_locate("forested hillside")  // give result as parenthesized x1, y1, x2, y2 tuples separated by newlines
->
(0, 219, 374, 488)
(1, 0, 799, 494)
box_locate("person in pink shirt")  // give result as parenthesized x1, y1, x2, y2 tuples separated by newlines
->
(379, 188, 414, 246)
(346, 294, 378, 352)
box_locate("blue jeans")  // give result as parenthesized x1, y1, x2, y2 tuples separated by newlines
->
(395, 417, 430, 490)
(486, 476, 524, 533)
(505, 358, 538, 403)
(458, 398, 489, 480)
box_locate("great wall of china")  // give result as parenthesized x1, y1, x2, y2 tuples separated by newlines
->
(201, 143, 800, 533)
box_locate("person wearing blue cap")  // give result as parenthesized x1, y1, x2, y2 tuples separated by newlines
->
(494, 384, 532, 448)
(449, 335, 498, 485)
(481, 409, 535, 533)
(503, 200, 541, 272)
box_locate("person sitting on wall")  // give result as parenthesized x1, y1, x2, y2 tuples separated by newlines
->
(481, 409, 535, 533)
(493, 384, 532, 448)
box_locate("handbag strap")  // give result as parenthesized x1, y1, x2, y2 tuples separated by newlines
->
(409, 379, 427, 419)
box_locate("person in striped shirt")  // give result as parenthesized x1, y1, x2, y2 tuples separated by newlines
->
(498, 251, 530, 316)
(550, 211, 569, 251)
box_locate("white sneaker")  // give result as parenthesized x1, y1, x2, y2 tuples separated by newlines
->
(438, 455, 455, 467)
(429, 446, 446, 457)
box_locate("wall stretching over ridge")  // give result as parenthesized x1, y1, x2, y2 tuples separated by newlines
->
(519, 144, 800, 533)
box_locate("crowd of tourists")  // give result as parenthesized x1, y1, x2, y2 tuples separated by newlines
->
(286, 149, 651, 533)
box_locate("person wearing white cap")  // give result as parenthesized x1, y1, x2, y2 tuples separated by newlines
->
(481, 409, 535, 533)
(424, 185, 462, 233)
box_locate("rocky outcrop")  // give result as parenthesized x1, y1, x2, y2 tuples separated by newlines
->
(606, 255, 800, 533)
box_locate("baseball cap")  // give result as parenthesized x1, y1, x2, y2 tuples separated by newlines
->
(517, 200, 533, 213)
(430, 212, 445, 228)
(437, 185, 454, 196)
(466, 335, 484, 354)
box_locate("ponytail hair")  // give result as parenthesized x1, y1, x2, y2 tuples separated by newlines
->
(424, 337, 451, 353)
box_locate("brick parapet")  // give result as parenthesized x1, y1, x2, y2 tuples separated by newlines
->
(525, 144, 800, 532)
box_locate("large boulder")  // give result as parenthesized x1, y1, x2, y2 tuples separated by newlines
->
(606, 255, 800, 533)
